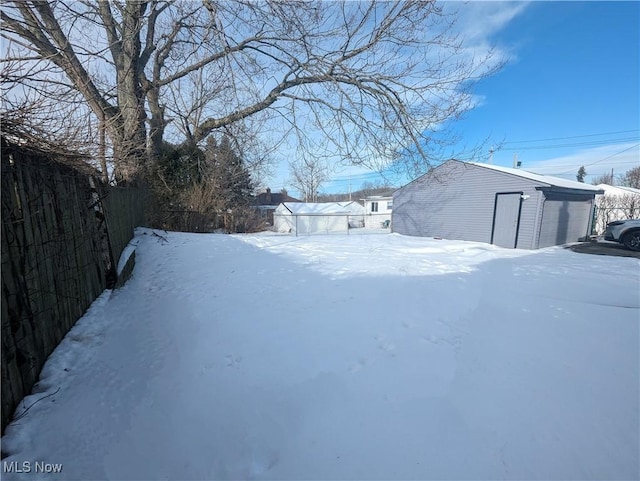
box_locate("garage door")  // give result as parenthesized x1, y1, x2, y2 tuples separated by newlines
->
(491, 192, 522, 248)
(538, 195, 593, 248)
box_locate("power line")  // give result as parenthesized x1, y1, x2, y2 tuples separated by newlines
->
(523, 160, 638, 176)
(326, 171, 397, 184)
(501, 137, 640, 151)
(534, 159, 639, 170)
(554, 143, 640, 175)
(503, 129, 640, 145)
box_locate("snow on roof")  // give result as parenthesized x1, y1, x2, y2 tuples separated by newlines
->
(362, 194, 393, 200)
(596, 184, 640, 196)
(336, 201, 366, 214)
(279, 202, 355, 215)
(466, 161, 604, 192)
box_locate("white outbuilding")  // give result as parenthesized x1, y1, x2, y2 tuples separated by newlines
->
(273, 202, 360, 235)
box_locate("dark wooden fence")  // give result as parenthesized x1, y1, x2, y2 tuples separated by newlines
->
(1, 138, 145, 434)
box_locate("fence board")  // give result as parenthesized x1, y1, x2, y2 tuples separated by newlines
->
(1, 139, 145, 434)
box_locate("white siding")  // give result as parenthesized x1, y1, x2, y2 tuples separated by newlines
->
(298, 215, 348, 235)
(364, 212, 392, 228)
(273, 210, 295, 233)
(273, 203, 352, 234)
(364, 197, 393, 228)
(274, 213, 349, 234)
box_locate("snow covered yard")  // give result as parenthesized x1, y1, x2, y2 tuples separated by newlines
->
(2, 229, 639, 480)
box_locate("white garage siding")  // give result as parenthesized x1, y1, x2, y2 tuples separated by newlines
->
(273, 202, 353, 235)
(273, 211, 296, 233)
(290, 214, 349, 235)
(393, 160, 602, 249)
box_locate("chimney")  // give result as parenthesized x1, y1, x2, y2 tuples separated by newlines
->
(266, 187, 271, 204)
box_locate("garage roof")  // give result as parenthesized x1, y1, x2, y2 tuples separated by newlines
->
(279, 202, 355, 215)
(467, 162, 604, 192)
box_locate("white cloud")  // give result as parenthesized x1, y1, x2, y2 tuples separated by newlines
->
(449, 2, 530, 43)
(444, 1, 529, 70)
(520, 142, 640, 181)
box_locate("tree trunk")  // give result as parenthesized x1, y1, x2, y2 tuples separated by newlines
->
(146, 84, 165, 164)
(112, 1, 148, 183)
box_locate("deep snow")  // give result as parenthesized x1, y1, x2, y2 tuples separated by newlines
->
(2, 229, 638, 480)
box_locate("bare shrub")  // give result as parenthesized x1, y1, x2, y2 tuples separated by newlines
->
(594, 193, 640, 235)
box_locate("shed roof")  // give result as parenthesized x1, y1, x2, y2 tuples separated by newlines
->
(336, 201, 366, 214)
(278, 202, 355, 215)
(466, 161, 604, 192)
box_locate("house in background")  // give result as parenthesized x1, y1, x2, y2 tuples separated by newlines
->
(362, 195, 393, 228)
(392, 160, 603, 249)
(593, 183, 640, 234)
(254, 188, 301, 225)
(273, 202, 361, 235)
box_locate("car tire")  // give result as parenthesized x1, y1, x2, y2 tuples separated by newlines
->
(622, 229, 640, 251)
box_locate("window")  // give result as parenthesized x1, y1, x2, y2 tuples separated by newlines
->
(386, 201, 393, 210)
(371, 202, 378, 212)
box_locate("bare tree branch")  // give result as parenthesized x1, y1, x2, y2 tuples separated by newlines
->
(3, 0, 506, 181)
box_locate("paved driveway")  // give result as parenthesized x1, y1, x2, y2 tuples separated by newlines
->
(566, 240, 640, 258)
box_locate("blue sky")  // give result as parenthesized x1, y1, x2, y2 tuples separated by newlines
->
(268, 1, 639, 196)
(456, 1, 639, 179)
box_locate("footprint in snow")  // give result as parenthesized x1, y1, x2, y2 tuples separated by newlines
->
(377, 341, 396, 354)
(348, 358, 371, 373)
(225, 355, 242, 368)
(420, 335, 440, 345)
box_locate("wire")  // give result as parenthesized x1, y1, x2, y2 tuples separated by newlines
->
(553, 143, 640, 175)
(503, 129, 640, 145)
(273, 134, 640, 191)
(501, 137, 639, 151)
(531, 159, 639, 170)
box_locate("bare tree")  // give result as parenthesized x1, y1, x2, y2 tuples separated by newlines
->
(317, 179, 395, 203)
(289, 157, 329, 203)
(1, 55, 113, 179)
(359, 180, 394, 197)
(592, 172, 615, 186)
(2, 1, 503, 183)
(594, 193, 640, 235)
(620, 166, 640, 189)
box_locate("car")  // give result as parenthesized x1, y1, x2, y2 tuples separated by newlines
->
(604, 219, 640, 251)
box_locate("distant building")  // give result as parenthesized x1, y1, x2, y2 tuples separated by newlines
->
(254, 188, 301, 225)
(273, 202, 361, 235)
(362, 195, 393, 228)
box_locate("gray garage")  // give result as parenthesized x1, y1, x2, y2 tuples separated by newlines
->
(392, 160, 604, 249)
